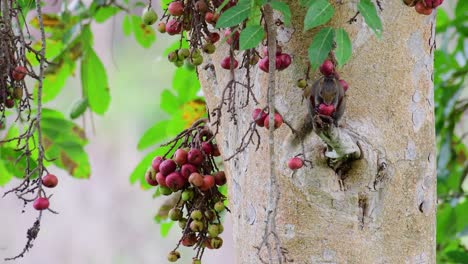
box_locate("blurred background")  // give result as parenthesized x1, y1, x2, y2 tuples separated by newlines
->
(0, 0, 467, 263)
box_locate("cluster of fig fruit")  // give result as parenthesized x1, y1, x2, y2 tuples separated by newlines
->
(257, 46, 292, 72)
(33, 173, 58, 211)
(0, 65, 27, 110)
(251, 108, 284, 130)
(145, 125, 228, 263)
(404, 0, 444, 15)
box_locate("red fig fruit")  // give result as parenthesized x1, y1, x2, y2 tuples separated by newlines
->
(181, 164, 197, 179)
(252, 108, 267, 127)
(12, 66, 27, 81)
(166, 171, 185, 191)
(151, 156, 164, 172)
(288, 157, 304, 170)
(173, 149, 188, 166)
(159, 159, 177, 176)
(33, 197, 49, 210)
(168, 1, 184, 16)
(264, 113, 283, 129)
(166, 19, 182, 35)
(318, 103, 335, 116)
(42, 173, 58, 188)
(220, 56, 238, 70)
(319, 60, 335, 76)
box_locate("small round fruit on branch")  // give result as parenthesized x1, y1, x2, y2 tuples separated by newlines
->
(208, 224, 220, 237)
(181, 189, 194, 201)
(201, 142, 213, 155)
(193, 258, 202, 264)
(181, 164, 197, 179)
(5, 98, 15, 108)
(252, 108, 267, 127)
(195, 0, 208, 13)
(181, 233, 198, 247)
(214, 201, 225, 212)
(33, 197, 49, 210)
(206, 32, 220, 44)
(159, 186, 173, 195)
(224, 29, 240, 50)
(173, 148, 188, 166)
(204, 209, 216, 221)
(167, 251, 181, 262)
(42, 173, 58, 188)
(168, 1, 184, 16)
(264, 113, 284, 130)
(287, 157, 304, 170)
(145, 168, 159, 186)
(156, 172, 168, 187)
(188, 148, 204, 165)
(202, 43, 216, 54)
(157, 22, 166, 33)
(178, 218, 188, 229)
(199, 175, 215, 191)
(141, 6, 158, 25)
(151, 156, 164, 172)
(169, 208, 183, 221)
(190, 209, 203, 221)
(424, 0, 444, 8)
(166, 171, 186, 191)
(297, 79, 307, 89)
(277, 53, 292, 71)
(262, 45, 283, 56)
(318, 103, 336, 116)
(12, 66, 28, 81)
(189, 172, 204, 187)
(190, 220, 204, 232)
(220, 56, 239, 70)
(210, 237, 223, 249)
(159, 159, 177, 176)
(213, 171, 227, 186)
(319, 59, 335, 76)
(212, 144, 221, 157)
(415, 1, 433, 15)
(205, 12, 219, 24)
(166, 19, 182, 35)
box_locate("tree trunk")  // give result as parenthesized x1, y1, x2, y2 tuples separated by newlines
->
(200, 1, 436, 263)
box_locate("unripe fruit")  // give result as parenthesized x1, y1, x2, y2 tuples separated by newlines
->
(195, 0, 208, 13)
(318, 103, 335, 116)
(190, 56, 204, 66)
(278, 53, 292, 70)
(216, 223, 224, 234)
(415, 1, 432, 15)
(181, 164, 197, 179)
(5, 99, 14, 108)
(168, 1, 184, 16)
(168, 51, 178, 62)
(141, 6, 158, 25)
(202, 43, 216, 54)
(157, 22, 166, 33)
(224, 29, 240, 50)
(189, 172, 204, 187)
(179, 218, 187, 229)
(13, 87, 23, 100)
(159, 159, 177, 176)
(177, 48, 190, 60)
(207, 32, 220, 44)
(70, 97, 88, 119)
(250, 54, 259, 65)
(191, 210, 203, 220)
(156, 172, 168, 187)
(173, 148, 188, 166)
(181, 233, 197, 247)
(193, 259, 202, 264)
(288, 157, 304, 170)
(214, 201, 225, 212)
(201, 142, 213, 155)
(169, 208, 183, 221)
(188, 148, 204, 165)
(200, 175, 215, 191)
(297, 79, 307, 89)
(159, 186, 173, 195)
(210, 237, 223, 249)
(12, 66, 27, 81)
(213, 171, 227, 186)
(174, 60, 184, 67)
(166, 172, 185, 191)
(166, 19, 182, 35)
(252, 108, 267, 127)
(208, 224, 220, 237)
(190, 220, 204, 232)
(339, 79, 349, 92)
(151, 156, 164, 172)
(204, 210, 216, 221)
(167, 251, 181, 262)
(264, 113, 283, 129)
(145, 168, 158, 186)
(42, 173, 58, 188)
(220, 56, 238, 70)
(319, 59, 335, 76)
(33, 197, 49, 210)
(182, 189, 194, 201)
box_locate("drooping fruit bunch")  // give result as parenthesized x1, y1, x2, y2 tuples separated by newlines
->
(144, 118, 227, 262)
(251, 108, 284, 130)
(404, 0, 444, 15)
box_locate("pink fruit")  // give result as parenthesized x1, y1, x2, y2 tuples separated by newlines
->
(12, 66, 27, 81)
(224, 29, 239, 50)
(258, 56, 282, 72)
(262, 46, 282, 56)
(188, 148, 204, 165)
(318, 103, 335, 116)
(200, 175, 215, 191)
(252, 108, 267, 127)
(181, 233, 197, 247)
(205, 12, 215, 23)
(145, 168, 158, 186)
(339, 79, 349, 92)
(157, 22, 166, 33)
(33, 197, 49, 210)
(151, 156, 164, 172)
(180, 164, 197, 179)
(319, 60, 335, 76)
(207, 32, 220, 43)
(168, 1, 184, 16)
(214, 171, 226, 186)
(189, 172, 204, 187)
(201, 142, 213, 155)
(288, 157, 304, 170)
(166, 172, 185, 191)
(264, 113, 283, 129)
(156, 172, 167, 187)
(220, 56, 238, 70)
(166, 19, 182, 35)
(42, 173, 58, 188)
(159, 159, 177, 176)
(173, 149, 188, 166)
(424, 0, 443, 8)
(415, 1, 433, 15)
(278, 53, 292, 70)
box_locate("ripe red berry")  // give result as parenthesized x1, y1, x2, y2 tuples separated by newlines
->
(33, 197, 49, 210)
(339, 79, 349, 92)
(424, 0, 443, 8)
(42, 173, 58, 188)
(264, 113, 283, 129)
(168, 1, 184, 16)
(318, 103, 335, 116)
(258, 57, 269, 72)
(145, 168, 158, 186)
(189, 172, 204, 187)
(224, 29, 240, 50)
(278, 53, 292, 70)
(200, 175, 215, 191)
(288, 157, 304, 170)
(188, 148, 204, 165)
(156, 172, 168, 187)
(180, 163, 197, 179)
(12, 66, 27, 81)
(213, 171, 226, 186)
(173, 149, 188, 166)
(159, 159, 177, 176)
(166, 19, 182, 35)
(252, 108, 267, 127)
(220, 56, 239, 70)
(181, 233, 198, 247)
(207, 32, 220, 43)
(151, 156, 164, 172)
(212, 144, 221, 157)
(166, 172, 186, 191)
(205, 12, 214, 23)
(5, 99, 14, 108)
(415, 1, 433, 15)
(201, 142, 213, 155)
(319, 60, 335, 76)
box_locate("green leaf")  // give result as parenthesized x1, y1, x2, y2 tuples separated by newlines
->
(172, 67, 200, 100)
(334, 28, 352, 67)
(0, 160, 13, 186)
(269, 1, 291, 26)
(239, 25, 264, 50)
(81, 48, 111, 115)
(94, 6, 121, 23)
(160, 221, 174, 237)
(160, 90, 180, 114)
(122, 15, 132, 36)
(131, 15, 156, 48)
(357, 0, 383, 38)
(137, 120, 172, 150)
(303, 0, 334, 31)
(41, 60, 75, 103)
(216, 2, 251, 28)
(308, 27, 334, 69)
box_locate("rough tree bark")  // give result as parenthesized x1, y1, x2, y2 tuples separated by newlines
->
(200, 1, 436, 263)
